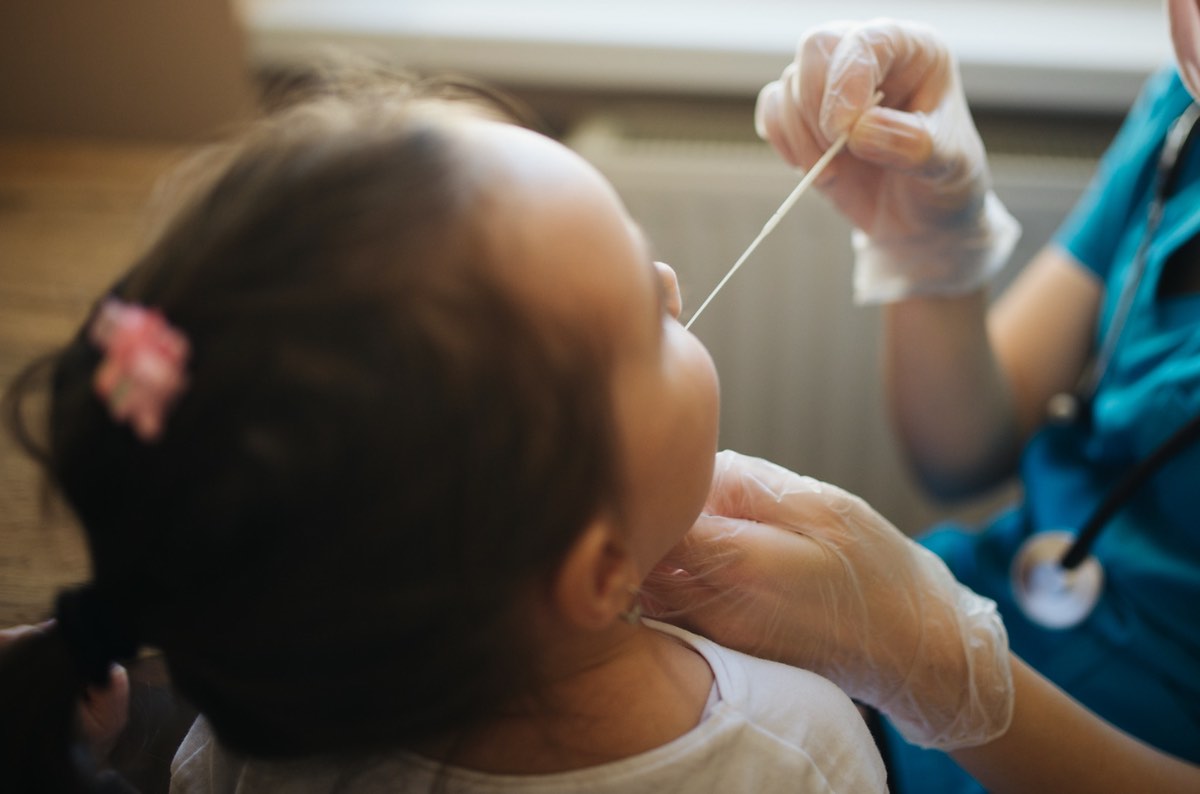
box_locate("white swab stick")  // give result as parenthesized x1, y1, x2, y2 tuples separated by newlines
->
(684, 92, 883, 330)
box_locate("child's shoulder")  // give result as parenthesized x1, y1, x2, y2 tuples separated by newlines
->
(647, 619, 852, 715)
(647, 620, 888, 791)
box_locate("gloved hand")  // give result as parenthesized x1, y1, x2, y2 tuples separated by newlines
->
(0, 623, 130, 759)
(644, 450, 1013, 751)
(756, 19, 1020, 303)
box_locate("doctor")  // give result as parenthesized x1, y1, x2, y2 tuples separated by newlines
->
(733, 5, 1200, 792)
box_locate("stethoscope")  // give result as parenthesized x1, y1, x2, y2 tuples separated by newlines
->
(1011, 102, 1200, 630)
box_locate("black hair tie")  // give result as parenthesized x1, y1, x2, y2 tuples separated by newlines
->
(55, 584, 139, 687)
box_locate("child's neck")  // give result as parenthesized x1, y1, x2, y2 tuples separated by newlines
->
(433, 622, 713, 775)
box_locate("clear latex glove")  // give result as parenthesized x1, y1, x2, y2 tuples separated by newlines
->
(644, 450, 1013, 750)
(755, 18, 1021, 303)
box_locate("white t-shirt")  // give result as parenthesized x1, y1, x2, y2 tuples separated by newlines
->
(171, 622, 887, 793)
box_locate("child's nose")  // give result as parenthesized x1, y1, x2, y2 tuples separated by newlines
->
(654, 261, 683, 319)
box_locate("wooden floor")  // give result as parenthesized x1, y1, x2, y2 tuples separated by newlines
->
(0, 137, 191, 627)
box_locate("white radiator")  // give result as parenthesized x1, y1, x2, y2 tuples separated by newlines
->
(568, 104, 1100, 533)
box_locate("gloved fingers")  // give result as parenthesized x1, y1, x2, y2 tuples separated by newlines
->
(755, 80, 800, 167)
(706, 450, 870, 541)
(758, 21, 861, 171)
(655, 509, 836, 588)
(646, 512, 748, 602)
(819, 26, 885, 137)
(831, 20, 986, 192)
(756, 72, 829, 174)
(641, 514, 753, 631)
(847, 106, 935, 171)
(762, 19, 955, 190)
(810, 18, 964, 185)
(705, 450, 819, 520)
(821, 19, 951, 135)
(644, 511, 843, 664)
(796, 21, 857, 148)
(766, 19, 992, 203)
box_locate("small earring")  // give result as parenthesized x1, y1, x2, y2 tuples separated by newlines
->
(619, 585, 643, 625)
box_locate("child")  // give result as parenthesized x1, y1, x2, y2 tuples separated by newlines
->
(0, 78, 886, 792)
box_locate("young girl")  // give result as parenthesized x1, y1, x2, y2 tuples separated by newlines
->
(0, 78, 886, 792)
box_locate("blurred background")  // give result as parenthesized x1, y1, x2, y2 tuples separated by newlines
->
(0, 2, 1170, 786)
(0, 0, 1169, 621)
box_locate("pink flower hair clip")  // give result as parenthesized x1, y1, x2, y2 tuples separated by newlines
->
(88, 298, 191, 443)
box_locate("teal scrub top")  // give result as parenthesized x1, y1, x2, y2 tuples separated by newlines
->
(1039, 67, 1200, 688)
(913, 68, 1200, 770)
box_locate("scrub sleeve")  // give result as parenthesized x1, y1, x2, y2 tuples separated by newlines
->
(884, 68, 1200, 794)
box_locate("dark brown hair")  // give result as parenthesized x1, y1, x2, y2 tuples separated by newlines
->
(0, 79, 620, 788)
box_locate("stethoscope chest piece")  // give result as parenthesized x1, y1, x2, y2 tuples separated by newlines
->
(1011, 531, 1104, 630)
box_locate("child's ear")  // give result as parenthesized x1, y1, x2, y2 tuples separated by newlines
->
(553, 518, 638, 631)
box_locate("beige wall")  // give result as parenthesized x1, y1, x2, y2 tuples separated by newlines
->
(0, 1, 256, 141)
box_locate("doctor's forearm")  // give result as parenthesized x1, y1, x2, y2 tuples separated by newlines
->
(950, 655, 1200, 794)
(882, 289, 1022, 499)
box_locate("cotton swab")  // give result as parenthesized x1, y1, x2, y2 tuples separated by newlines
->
(684, 92, 883, 330)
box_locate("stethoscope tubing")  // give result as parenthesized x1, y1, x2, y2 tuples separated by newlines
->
(1060, 409, 1200, 568)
